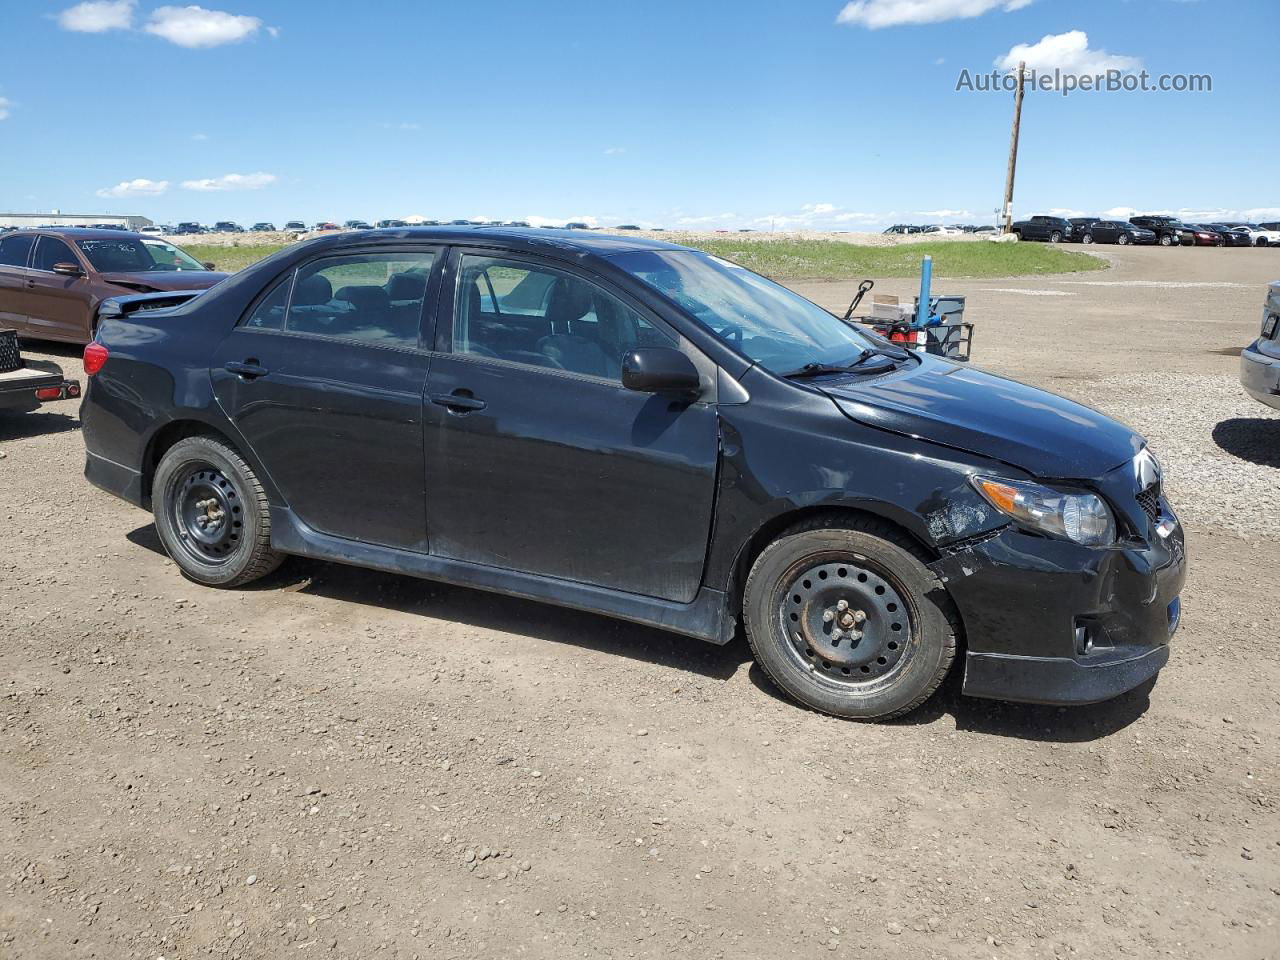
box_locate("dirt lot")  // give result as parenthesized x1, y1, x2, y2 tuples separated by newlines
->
(2, 246, 1278, 960)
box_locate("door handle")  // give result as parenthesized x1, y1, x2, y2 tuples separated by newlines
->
(225, 360, 269, 379)
(24, 279, 35, 288)
(430, 391, 487, 412)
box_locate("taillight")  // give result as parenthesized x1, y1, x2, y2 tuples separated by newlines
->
(35, 387, 62, 401)
(84, 342, 109, 376)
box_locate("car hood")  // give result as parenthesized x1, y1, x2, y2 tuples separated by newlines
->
(823, 356, 1144, 479)
(100, 270, 228, 292)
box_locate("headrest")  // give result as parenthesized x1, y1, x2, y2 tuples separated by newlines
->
(294, 273, 333, 306)
(387, 272, 427, 301)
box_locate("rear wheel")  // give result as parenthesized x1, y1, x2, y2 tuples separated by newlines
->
(1082, 233, 1094, 244)
(1160, 233, 1174, 247)
(743, 517, 957, 720)
(153, 435, 282, 587)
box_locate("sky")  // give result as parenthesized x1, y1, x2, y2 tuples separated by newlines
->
(0, 0, 1276, 230)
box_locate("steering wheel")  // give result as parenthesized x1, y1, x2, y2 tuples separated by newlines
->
(714, 322, 744, 346)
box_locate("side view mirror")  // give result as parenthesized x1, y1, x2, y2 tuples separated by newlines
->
(52, 262, 83, 277)
(203, 261, 217, 271)
(621, 347, 701, 397)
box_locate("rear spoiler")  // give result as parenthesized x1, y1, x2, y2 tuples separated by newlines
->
(98, 289, 205, 321)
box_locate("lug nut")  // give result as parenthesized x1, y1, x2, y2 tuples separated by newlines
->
(822, 610, 834, 623)
(854, 610, 867, 624)
(836, 599, 849, 612)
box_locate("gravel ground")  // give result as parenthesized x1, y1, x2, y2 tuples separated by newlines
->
(2, 245, 1278, 960)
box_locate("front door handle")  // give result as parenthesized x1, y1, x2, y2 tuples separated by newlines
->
(430, 391, 487, 412)
(225, 360, 269, 379)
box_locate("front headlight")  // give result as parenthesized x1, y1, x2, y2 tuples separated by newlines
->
(971, 476, 1116, 547)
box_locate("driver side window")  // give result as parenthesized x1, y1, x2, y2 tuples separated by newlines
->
(453, 255, 673, 380)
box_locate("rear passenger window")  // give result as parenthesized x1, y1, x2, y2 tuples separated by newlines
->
(454, 255, 673, 380)
(284, 252, 435, 348)
(243, 275, 291, 330)
(0, 234, 35, 268)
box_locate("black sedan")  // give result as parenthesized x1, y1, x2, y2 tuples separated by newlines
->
(1203, 224, 1252, 247)
(1081, 220, 1158, 245)
(79, 228, 1185, 720)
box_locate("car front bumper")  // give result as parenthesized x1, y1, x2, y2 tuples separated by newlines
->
(932, 518, 1186, 706)
(1241, 341, 1280, 410)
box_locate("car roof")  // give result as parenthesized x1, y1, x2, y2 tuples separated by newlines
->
(306, 225, 691, 256)
(9, 226, 156, 240)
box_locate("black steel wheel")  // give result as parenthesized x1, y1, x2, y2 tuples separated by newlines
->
(153, 435, 282, 587)
(743, 516, 958, 720)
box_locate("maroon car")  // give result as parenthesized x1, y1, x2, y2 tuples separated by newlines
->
(0, 228, 227, 344)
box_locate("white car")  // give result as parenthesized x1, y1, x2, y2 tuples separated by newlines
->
(1232, 224, 1280, 247)
(922, 225, 965, 236)
(138, 226, 166, 236)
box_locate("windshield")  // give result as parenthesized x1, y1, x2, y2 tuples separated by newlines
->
(76, 237, 207, 273)
(610, 250, 874, 374)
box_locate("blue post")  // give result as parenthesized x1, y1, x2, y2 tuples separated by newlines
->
(916, 255, 933, 329)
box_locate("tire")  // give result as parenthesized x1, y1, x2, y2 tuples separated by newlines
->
(1257, 237, 1268, 247)
(1116, 233, 1130, 246)
(152, 435, 282, 588)
(742, 516, 958, 720)
(1011, 231, 1022, 241)
(1049, 231, 1063, 243)
(1082, 233, 1094, 244)
(1160, 233, 1174, 247)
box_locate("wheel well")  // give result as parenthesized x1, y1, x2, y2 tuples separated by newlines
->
(729, 506, 940, 611)
(141, 421, 233, 504)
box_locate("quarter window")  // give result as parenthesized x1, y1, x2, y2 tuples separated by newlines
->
(454, 255, 673, 380)
(243, 276, 291, 330)
(32, 237, 78, 273)
(0, 234, 35, 268)
(283, 252, 435, 348)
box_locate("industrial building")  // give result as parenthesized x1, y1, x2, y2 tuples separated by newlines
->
(0, 212, 154, 230)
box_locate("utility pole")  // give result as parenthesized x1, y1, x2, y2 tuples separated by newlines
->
(1002, 60, 1026, 234)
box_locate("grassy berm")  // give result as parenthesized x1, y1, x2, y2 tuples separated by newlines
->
(186, 237, 1105, 281)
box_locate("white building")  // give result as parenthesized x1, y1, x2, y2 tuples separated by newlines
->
(0, 212, 154, 230)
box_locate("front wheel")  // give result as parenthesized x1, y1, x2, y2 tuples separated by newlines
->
(743, 517, 958, 720)
(1116, 233, 1130, 246)
(1049, 231, 1063, 243)
(153, 435, 282, 587)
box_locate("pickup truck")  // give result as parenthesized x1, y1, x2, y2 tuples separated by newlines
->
(0, 329, 80, 413)
(1009, 216, 1073, 243)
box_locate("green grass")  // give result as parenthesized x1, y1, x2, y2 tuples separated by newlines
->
(686, 238, 1107, 281)
(181, 238, 1106, 282)
(183, 244, 288, 274)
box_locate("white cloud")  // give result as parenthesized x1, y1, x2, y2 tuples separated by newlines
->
(751, 203, 882, 229)
(380, 121, 421, 131)
(180, 171, 276, 191)
(144, 5, 262, 48)
(57, 0, 135, 33)
(96, 177, 170, 198)
(917, 208, 972, 218)
(837, 0, 1031, 29)
(191, 132, 209, 141)
(677, 212, 738, 225)
(1048, 207, 1085, 217)
(996, 31, 1141, 73)
(0, 97, 10, 121)
(603, 146, 626, 156)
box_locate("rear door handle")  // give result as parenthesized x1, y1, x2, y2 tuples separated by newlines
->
(225, 360, 269, 379)
(430, 391, 487, 412)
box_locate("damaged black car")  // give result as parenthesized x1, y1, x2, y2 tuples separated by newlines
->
(79, 227, 1186, 720)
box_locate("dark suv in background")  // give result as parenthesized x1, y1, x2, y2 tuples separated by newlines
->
(1129, 217, 1193, 247)
(1010, 216, 1073, 243)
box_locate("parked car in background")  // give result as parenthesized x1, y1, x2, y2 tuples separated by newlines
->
(1232, 224, 1280, 246)
(376, 219, 407, 228)
(1202, 224, 1251, 247)
(1259, 221, 1280, 232)
(344, 220, 373, 231)
(283, 221, 307, 234)
(615, 224, 641, 231)
(920, 225, 964, 236)
(138, 226, 166, 237)
(174, 222, 205, 235)
(1080, 220, 1157, 245)
(1010, 216, 1073, 243)
(213, 221, 244, 234)
(504, 221, 529, 228)
(1185, 225, 1225, 247)
(80, 227, 1184, 721)
(448, 220, 473, 226)
(251, 222, 276, 232)
(0, 228, 225, 344)
(1067, 218, 1097, 241)
(1241, 281, 1280, 409)
(883, 225, 920, 235)
(313, 222, 340, 232)
(565, 222, 592, 230)
(1129, 216, 1193, 246)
